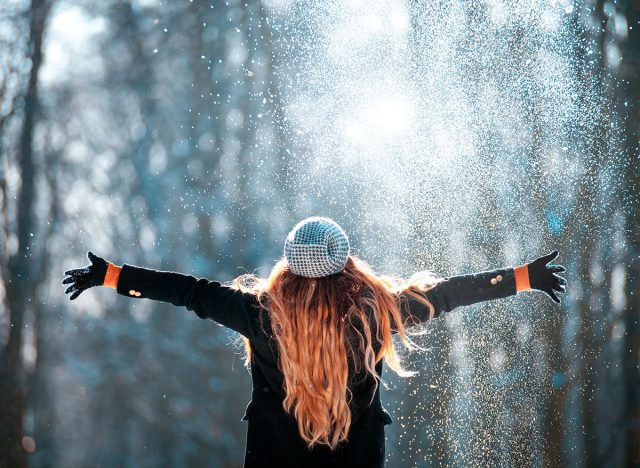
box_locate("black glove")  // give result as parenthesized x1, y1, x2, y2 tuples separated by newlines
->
(62, 251, 108, 300)
(528, 250, 567, 304)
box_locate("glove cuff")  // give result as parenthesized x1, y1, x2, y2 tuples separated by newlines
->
(103, 262, 122, 289)
(514, 264, 531, 292)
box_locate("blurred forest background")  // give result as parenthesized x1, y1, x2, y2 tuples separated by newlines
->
(0, 0, 638, 466)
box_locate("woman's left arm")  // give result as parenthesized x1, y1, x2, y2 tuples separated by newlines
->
(401, 251, 567, 325)
(63, 251, 263, 339)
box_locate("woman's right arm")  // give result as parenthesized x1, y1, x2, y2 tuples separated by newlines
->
(400, 251, 567, 327)
(63, 251, 263, 339)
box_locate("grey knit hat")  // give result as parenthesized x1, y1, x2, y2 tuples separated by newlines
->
(284, 216, 350, 278)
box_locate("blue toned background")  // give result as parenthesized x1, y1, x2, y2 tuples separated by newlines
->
(0, 0, 638, 466)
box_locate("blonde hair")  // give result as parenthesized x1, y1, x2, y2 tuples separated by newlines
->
(234, 255, 439, 450)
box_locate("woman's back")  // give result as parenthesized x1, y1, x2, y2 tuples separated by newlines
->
(244, 292, 385, 417)
(241, 291, 393, 468)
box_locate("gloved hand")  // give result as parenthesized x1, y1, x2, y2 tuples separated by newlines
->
(528, 250, 567, 304)
(62, 251, 108, 300)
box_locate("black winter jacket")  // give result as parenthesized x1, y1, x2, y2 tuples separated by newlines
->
(114, 263, 520, 467)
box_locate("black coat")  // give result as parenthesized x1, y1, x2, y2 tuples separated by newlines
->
(115, 263, 519, 467)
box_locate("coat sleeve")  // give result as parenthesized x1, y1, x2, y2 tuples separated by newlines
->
(399, 267, 517, 328)
(115, 263, 263, 339)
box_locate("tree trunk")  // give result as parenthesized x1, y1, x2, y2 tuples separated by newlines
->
(0, 1, 50, 466)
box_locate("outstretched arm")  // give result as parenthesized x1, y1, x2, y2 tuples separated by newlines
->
(401, 251, 567, 326)
(62, 251, 263, 339)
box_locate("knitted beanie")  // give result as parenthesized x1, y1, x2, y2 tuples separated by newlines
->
(284, 216, 350, 278)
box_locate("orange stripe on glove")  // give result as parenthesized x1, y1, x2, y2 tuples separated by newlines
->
(514, 264, 531, 292)
(103, 262, 122, 289)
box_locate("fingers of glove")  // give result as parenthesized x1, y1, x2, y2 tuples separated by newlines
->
(87, 251, 102, 264)
(64, 283, 80, 294)
(552, 273, 567, 285)
(548, 264, 566, 273)
(64, 276, 89, 291)
(545, 288, 561, 303)
(69, 288, 84, 300)
(64, 267, 90, 277)
(62, 276, 75, 285)
(540, 250, 559, 264)
(552, 283, 566, 293)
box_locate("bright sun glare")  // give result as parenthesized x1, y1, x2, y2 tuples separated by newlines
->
(343, 95, 415, 145)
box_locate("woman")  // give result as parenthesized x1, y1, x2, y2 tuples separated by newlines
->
(62, 216, 567, 467)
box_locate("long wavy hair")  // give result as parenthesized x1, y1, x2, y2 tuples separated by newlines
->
(234, 255, 439, 450)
